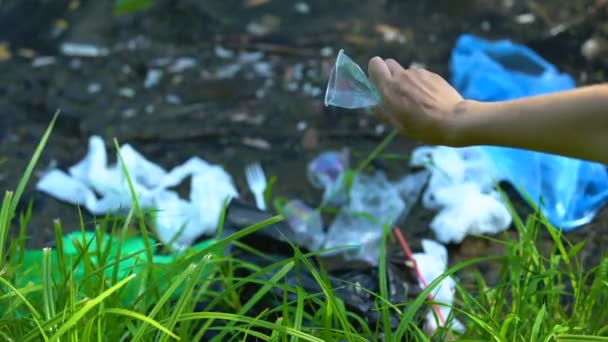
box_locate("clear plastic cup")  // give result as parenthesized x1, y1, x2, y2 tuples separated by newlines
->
(324, 49, 382, 109)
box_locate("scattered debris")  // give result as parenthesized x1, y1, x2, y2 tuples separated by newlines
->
(87, 83, 101, 94)
(169, 57, 197, 73)
(302, 82, 322, 97)
(215, 64, 242, 79)
(17, 48, 36, 59)
(246, 15, 280, 36)
(515, 13, 535, 24)
(282, 199, 324, 251)
(230, 112, 265, 125)
(239, 51, 264, 63)
(412, 239, 465, 334)
(245, 0, 271, 8)
(165, 94, 182, 105)
(296, 121, 307, 131)
(60, 42, 110, 57)
(324, 170, 406, 263)
(294, 2, 310, 14)
(32, 56, 56, 68)
(375, 24, 407, 44)
(242, 137, 272, 150)
(480, 20, 491, 32)
(36, 136, 239, 250)
(121, 64, 133, 75)
(411, 145, 511, 244)
(581, 36, 608, 61)
(214, 46, 235, 59)
(122, 108, 137, 118)
(144, 69, 163, 88)
(118, 87, 136, 98)
(320, 46, 334, 57)
(252, 61, 273, 77)
(307, 149, 350, 206)
(549, 24, 567, 36)
(0, 43, 12, 62)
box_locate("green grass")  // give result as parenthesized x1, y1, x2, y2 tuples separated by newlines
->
(0, 115, 606, 341)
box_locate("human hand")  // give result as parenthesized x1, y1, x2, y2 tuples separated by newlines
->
(368, 57, 466, 146)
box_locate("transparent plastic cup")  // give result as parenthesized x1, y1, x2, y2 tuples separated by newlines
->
(324, 49, 382, 109)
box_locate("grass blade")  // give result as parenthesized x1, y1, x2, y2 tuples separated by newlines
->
(10, 111, 59, 215)
(530, 304, 546, 342)
(0, 275, 49, 341)
(395, 255, 504, 340)
(176, 312, 327, 342)
(104, 308, 179, 340)
(0, 191, 13, 273)
(49, 274, 136, 341)
(159, 260, 211, 342)
(377, 227, 392, 341)
(42, 248, 56, 321)
(131, 264, 194, 340)
(557, 336, 608, 342)
(210, 261, 295, 342)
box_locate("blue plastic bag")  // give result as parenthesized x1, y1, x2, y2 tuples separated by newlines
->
(450, 34, 608, 229)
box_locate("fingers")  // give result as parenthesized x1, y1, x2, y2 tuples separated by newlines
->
(385, 59, 405, 75)
(368, 57, 392, 93)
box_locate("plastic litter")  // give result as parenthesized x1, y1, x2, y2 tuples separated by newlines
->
(324, 171, 406, 263)
(16, 231, 219, 306)
(60, 42, 110, 57)
(412, 239, 464, 333)
(306, 149, 350, 206)
(324, 49, 382, 109)
(305, 150, 429, 263)
(36, 135, 239, 250)
(393, 170, 432, 211)
(411, 145, 512, 244)
(451, 34, 608, 229)
(281, 199, 325, 251)
(223, 209, 425, 331)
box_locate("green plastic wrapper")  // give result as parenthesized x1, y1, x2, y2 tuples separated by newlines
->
(14, 231, 220, 306)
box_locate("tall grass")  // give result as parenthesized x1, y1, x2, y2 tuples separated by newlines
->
(0, 114, 606, 341)
(454, 193, 608, 341)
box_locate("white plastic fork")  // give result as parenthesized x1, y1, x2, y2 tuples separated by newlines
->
(245, 162, 267, 211)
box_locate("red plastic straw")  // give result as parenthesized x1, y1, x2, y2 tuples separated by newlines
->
(392, 227, 447, 327)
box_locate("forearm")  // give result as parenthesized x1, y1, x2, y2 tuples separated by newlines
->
(449, 84, 608, 164)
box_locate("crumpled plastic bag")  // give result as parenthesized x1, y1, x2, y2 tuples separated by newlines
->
(281, 199, 325, 251)
(450, 33, 608, 230)
(411, 145, 512, 244)
(36, 135, 238, 250)
(306, 150, 429, 263)
(413, 239, 465, 333)
(306, 149, 350, 206)
(323, 171, 406, 263)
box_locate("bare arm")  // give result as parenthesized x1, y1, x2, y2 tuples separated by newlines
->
(367, 57, 608, 165)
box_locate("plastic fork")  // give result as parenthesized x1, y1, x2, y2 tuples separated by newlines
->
(245, 162, 267, 211)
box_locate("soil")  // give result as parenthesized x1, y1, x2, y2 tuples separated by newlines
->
(1, 0, 607, 287)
